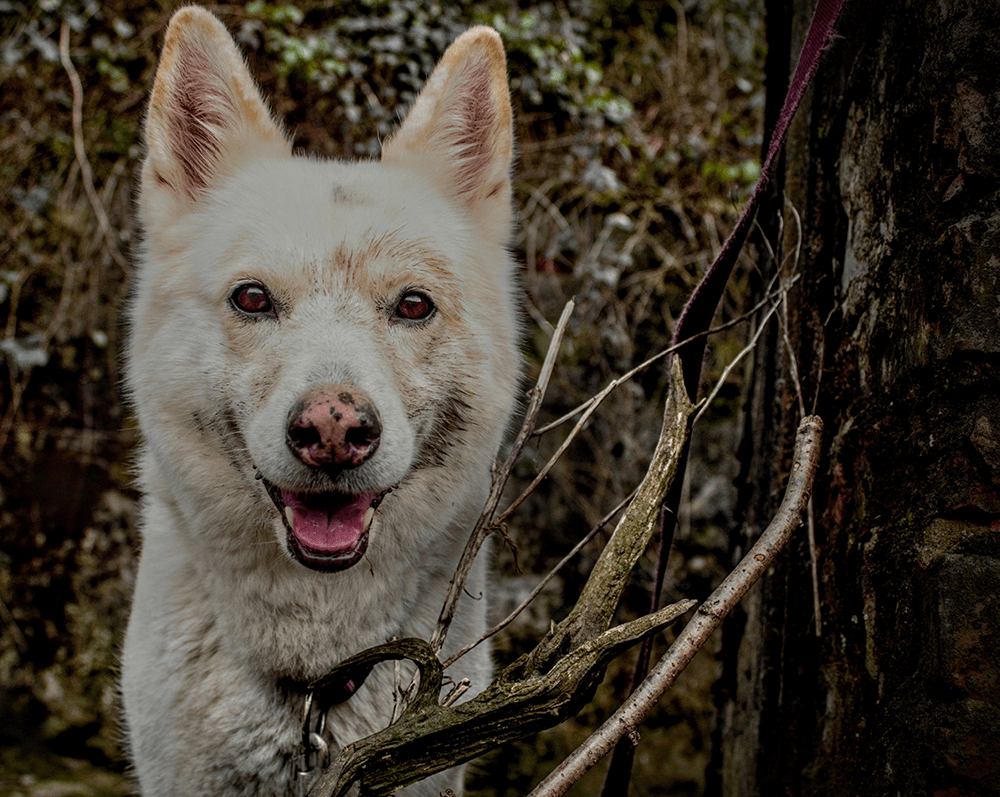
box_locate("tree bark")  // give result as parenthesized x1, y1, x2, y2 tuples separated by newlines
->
(720, 1, 1000, 795)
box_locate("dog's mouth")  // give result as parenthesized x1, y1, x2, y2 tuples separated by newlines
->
(263, 480, 384, 572)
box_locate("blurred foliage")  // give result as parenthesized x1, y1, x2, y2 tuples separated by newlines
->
(0, 0, 764, 794)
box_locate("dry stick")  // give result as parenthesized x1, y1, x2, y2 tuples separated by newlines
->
(434, 284, 788, 683)
(761, 201, 823, 639)
(597, 272, 784, 795)
(461, 286, 789, 665)
(527, 414, 824, 797)
(746, 212, 824, 640)
(693, 300, 779, 426)
(459, 295, 787, 665)
(309, 368, 696, 797)
(496, 369, 630, 525)
(451, 279, 785, 667)
(524, 298, 555, 338)
(782, 202, 823, 639)
(441, 486, 639, 670)
(776, 291, 823, 638)
(429, 299, 575, 655)
(533, 279, 797, 438)
(59, 22, 130, 274)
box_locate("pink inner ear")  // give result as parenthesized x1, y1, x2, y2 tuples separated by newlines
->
(380, 28, 512, 216)
(443, 56, 498, 199)
(167, 43, 238, 198)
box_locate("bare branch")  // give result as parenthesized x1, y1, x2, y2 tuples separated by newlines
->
(440, 278, 794, 674)
(308, 312, 814, 797)
(430, 299, 575, 655)
(442, 487, 637, 670)
(496, 369, 627, 524)
(807, 496, 821, 637)
(693, 300, 779, 426)
(525, 357, 695, 664)
(59, 23, 130, 273)
(778, 201, 823, 637)
(534, 278, 797, 437)
(310, 359, 698, 797)
(527, 414, 824, 797)
(309, 600, 696, 797)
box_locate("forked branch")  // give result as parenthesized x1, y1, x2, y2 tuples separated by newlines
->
(309, 357, 698, 797)
(527, 414, 824, 797)
(429, 298, 575, 655)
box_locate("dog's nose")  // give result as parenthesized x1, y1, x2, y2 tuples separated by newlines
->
(286, 386, 382, 469)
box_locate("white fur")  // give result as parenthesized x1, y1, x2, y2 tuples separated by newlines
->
(122, 9, 519, 796)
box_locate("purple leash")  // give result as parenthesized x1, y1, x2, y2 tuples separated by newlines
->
(673, 0, 845, 400)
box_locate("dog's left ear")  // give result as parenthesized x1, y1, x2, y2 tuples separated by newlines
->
(381, 27, 514, 243)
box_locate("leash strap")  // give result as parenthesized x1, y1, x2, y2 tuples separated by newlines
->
(672, 0, 845, 400)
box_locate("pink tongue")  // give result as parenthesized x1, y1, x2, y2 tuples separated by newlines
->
(281, 490, 375, 553)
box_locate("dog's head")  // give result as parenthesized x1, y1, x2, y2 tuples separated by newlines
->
(129, 8, 520, 575)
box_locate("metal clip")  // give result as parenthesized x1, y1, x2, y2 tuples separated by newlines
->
(294, 689, 330, 787)
(308, 731, 329, 768)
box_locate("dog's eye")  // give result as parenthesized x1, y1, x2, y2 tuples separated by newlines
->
(231, 283, 273, 315)
(395, 292, 434, 321)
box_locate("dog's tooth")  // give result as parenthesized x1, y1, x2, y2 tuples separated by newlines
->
(363, 506, 375, 532)
(284, 506, 294, 527)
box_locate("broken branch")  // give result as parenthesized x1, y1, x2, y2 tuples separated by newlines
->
(526, 414, 824, 797)
(309, 357, 698, 797)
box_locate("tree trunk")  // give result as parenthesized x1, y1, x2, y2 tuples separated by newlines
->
(719, 1, 1000, 795)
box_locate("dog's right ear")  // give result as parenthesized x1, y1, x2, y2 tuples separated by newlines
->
(142, 7, 289, 210)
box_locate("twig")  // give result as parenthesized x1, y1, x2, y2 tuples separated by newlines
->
(439, 679, 470, 708)
(441, 487, 638, 670)
(429, 299, 575, 656)
(807, 496, 821, 637)
(693, 300, 779, 425)
(59, 22, 130, 273)
(0, 596, 28, 654)
(507, 283, 788, 538)
(527, 415, 824, 797)
(496, 371, 625, 525)
(779, 201, 822, 637)
(778, 287, 806, 419)
(534, 279, 796, 437)
(532, 345, 675, 438)
(754, 206, 822, 637)
(310, 363, 698, 797)
(524, 297, 555, 338)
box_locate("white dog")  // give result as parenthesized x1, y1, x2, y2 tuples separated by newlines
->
(121, 7, 520, 795)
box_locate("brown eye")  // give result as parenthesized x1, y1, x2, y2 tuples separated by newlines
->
(395, 292, 434, 321)
(231, 283, 273, 315)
